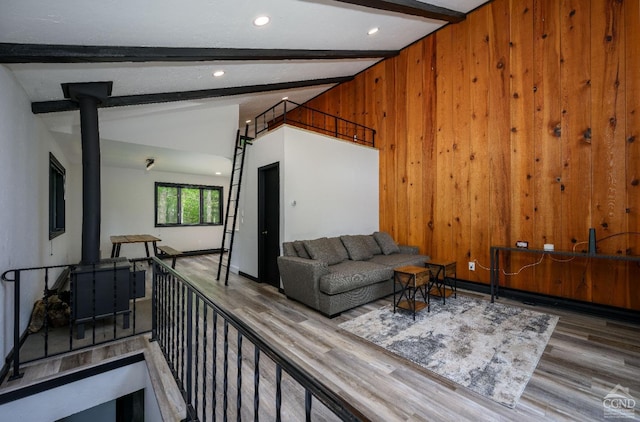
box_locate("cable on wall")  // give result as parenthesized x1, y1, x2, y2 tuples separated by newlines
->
(471, 232, 640, 277)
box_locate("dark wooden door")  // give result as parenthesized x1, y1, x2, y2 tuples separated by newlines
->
(258, 162, 280, 287)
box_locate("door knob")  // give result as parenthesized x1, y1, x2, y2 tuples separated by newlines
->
(261, 231, 268, 235)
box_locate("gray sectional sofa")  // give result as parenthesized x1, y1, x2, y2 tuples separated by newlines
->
(277, 232, 430, 317)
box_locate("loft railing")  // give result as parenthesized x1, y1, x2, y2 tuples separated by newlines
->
(151, 259, 367, 421)
(1, 258, 150, 382)
(2, 256, 367, 421)
(254, 100, 376, 147)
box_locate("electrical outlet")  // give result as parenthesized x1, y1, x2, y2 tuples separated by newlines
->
(468, 261, 475, 271)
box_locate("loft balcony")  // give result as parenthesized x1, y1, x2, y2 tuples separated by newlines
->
(254, 99, 376, 146)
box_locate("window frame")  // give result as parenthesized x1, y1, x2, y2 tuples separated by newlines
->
(154, 182, 223, 227)
(49, 152, 66, 239)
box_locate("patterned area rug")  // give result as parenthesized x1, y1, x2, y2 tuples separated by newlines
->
(338, 295, 558, 408)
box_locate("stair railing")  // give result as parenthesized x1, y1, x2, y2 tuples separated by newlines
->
(1, 256, 369, 420)
(152, 258, 368, 421)
(0, 258, 151, 382)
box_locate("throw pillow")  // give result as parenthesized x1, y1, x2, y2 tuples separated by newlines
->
(293, 241, 310, 259)
(373, 231, 400, 255)
(303, 237, 344, 265)
(328, 237, 350, 262)
(282, 242, 297, 257)
(361, 235, 382, 255)
(340, 235, 374, 261)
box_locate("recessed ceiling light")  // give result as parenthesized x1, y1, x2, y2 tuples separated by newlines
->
(282, 96, 289, 100)
(213, 70, 225, 77)
(253, 16, 270, 26)
(368, 27, 379, 36)
(215, 171, 222, 175)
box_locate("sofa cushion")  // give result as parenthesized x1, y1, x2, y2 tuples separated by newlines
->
(369, 253, 429, 268)
(303, 237, 344, 265)
(362, 235, 382, 255)
(328, 237, 350, 262)
(340, 235, 373, 261)
(293, 241, 311, 259)
(282, 242, 296, 257)
(373, 231, 400, 255)
(319, 261, 393, 295)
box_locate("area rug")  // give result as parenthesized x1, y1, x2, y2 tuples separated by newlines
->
(338, 295, 558, 408)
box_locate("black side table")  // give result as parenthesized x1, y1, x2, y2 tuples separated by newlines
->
(425, 260, 457, 305)
(393, 265, 430, 320)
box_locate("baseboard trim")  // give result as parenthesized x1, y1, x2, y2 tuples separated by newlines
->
(180, 248, 224, 257)
(456, 279, 640, 323)
(239, 271, 258, 282)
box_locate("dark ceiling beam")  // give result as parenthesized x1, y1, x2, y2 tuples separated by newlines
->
(31, 76, 353, 114)
(331, 0, 465, 23)
(0, 43, 398, 64)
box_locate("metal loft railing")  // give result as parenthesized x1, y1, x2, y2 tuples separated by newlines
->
(2, 256, 368, 421)
(1, 258, 150, 382)
(152, 259, 367, 421)
(254, 100, 376, 147)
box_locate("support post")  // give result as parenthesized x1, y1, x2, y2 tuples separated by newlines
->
(9, 271, 23, 380)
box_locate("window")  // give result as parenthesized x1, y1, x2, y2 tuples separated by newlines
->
(155, 182, 223, 227)
(49, 153, 66, 239)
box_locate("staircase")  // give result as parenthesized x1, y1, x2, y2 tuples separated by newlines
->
(216, 127, 252, 285)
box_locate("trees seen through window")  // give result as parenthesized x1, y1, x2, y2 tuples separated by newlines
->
(155, 182, 222, 227)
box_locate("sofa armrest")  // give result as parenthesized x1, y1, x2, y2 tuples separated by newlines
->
(277, 256, 330, 310)
(398, 245, 419, 254)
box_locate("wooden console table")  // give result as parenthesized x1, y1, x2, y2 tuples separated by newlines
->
(490, 245, 640, 303)
(110, 234, 161, 258)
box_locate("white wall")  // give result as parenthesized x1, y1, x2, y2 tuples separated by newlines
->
(101, 166, 229, 257)
(282, 126, 379, 240)
(234, 128, 285, 276)
(234, 125, 379, 278)
(0, 65, 78, 365)
(0, 64, 232, 366)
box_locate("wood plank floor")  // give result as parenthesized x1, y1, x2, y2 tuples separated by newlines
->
(3, 254, 639, 421)
(179, 255, 640, 421)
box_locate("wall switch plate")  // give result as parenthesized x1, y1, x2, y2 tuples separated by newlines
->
(516, 240, 529, 248)
(468, 261, 475, 271)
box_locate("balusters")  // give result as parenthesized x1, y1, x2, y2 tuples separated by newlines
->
(254, 347, 260, 422)
(43, 268, 50, 358)
(236, 332, 243, 421)
(223, 320, 229, 419)
(276, 364, 282, 422)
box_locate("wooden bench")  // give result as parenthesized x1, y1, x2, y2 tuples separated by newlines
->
(156, 245, 182, 269)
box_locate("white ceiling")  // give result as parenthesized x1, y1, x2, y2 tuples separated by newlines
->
(0, 0, 488, 176)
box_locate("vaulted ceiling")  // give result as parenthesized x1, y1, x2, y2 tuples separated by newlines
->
(0, 0, 489, 175)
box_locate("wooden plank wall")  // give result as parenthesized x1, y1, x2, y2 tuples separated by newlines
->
(627, 0, 640, 310)
(302, 0, 640, 310)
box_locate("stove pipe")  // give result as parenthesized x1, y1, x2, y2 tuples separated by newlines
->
(62, 82, 113, 265)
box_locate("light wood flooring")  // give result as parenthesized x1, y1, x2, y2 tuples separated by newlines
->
(3, 254, 639, 421)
